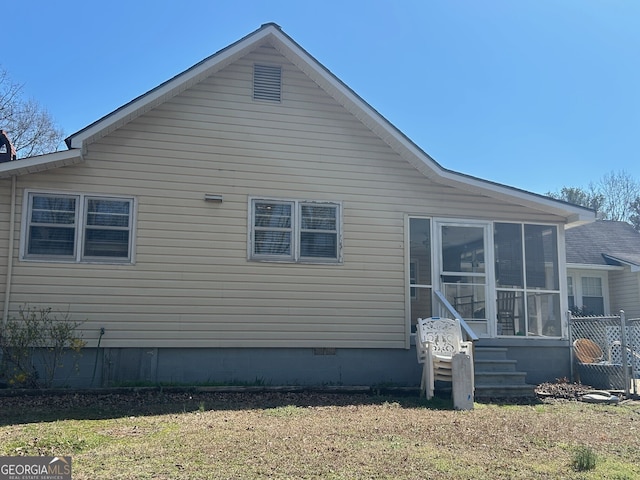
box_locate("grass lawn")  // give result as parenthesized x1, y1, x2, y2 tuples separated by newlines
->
(1, 390, 639, 479)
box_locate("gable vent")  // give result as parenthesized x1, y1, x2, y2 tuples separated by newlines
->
(253, 64, 282, 102)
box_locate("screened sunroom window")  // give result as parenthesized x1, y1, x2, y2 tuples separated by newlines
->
(494, 223, 561, 336)
(524, 224, 559, 290)
(494, 222, 523, 288)
(23, 192, 134, 263)
(409, 218, 432, 327)
(250, 199, 341, 263)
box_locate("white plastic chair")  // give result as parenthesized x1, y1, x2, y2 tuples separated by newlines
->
(416, 317, 474, 399)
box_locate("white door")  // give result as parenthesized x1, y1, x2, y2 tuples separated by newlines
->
(436, 221, 492, 336)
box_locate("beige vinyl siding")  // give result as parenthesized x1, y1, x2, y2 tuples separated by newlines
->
(5, 45, 568, 348)
(609, 269, 640, 319)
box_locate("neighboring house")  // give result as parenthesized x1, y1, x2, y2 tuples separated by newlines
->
(0, 23, 594, 388)
(566, 220, 640, 320)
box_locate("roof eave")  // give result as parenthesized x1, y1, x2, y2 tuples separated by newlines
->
(425, 167, 595, 226)
(603, 254, 640, 272)
(566, 263, 624, 271)
(0, 150, 84, 179)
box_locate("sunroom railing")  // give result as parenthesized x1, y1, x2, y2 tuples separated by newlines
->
(434, 289, 479, 342)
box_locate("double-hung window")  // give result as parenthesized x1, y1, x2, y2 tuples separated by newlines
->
(23, 191, 135, 263)
(581, 276, 604, 315)
(250, 198, 342, 263)
(567, 274, 606, 316)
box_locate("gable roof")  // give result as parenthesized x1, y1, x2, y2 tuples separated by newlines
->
(566, 220, 640, 269)
(3, 23, 594, 225)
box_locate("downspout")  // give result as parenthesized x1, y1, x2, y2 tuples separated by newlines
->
(2, 175, 17, 325)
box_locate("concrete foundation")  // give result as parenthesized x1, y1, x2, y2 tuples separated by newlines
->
(27, 347, 422, 388)
(5, 339, 572, 389)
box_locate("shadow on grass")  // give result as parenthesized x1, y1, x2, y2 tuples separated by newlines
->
(0, 387, 460, 426)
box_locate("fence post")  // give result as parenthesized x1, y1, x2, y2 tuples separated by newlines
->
(567, 310, 575, 383)
(620, 310, 630, 398)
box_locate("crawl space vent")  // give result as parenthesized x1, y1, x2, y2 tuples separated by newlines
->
(253, 64, 282, 102)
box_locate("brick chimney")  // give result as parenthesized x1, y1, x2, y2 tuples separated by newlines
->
(0, 130, 17, 163)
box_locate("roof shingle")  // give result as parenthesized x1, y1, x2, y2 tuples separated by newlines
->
(565, 220, 640, 266)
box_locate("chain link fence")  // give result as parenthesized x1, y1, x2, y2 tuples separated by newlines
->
(569, 312, 640, 398)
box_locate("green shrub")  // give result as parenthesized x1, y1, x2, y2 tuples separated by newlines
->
(0, 305, 85, 388)
(572, 445, 597, 471)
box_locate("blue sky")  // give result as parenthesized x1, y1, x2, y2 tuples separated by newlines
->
(4, 1, 639, 195)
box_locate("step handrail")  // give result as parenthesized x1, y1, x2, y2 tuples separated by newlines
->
(434, 290, 479, 342)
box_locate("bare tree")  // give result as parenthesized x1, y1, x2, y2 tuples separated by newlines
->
(596, 170, 640, 222)
(547, 170, 640, 228)
(629, 197, 640, 231)
(0, 67, 64, 158)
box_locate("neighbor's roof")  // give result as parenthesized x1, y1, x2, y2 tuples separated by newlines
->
(566, 220, 640, 269)
(4, 24, 594, 225)
(0, 149, 83, 179)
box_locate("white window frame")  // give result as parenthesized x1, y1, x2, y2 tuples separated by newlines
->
(21, 190, 136, 264)
(409, 260, 418, 299)
(248, 197, 343, 264)
(407, 216, 434, 338)
(567, 270, 609, 315)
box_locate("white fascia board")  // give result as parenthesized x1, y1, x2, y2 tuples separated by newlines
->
(67, 27, 276, 149)
(436, 171, 595, 225)
(602, 254, 640, 272)
(567, 263, 624, 271)
(0, 150, 83, 178)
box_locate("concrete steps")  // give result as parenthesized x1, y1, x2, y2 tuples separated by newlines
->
(473, 347, 536, 399)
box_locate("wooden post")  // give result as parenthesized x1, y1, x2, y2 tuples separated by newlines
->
(452, 353, 474, 410)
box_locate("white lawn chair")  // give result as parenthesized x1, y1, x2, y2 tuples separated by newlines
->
(416, 317, 474, 399)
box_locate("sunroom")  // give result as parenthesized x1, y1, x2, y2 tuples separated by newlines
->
(408, 217, 565, 339)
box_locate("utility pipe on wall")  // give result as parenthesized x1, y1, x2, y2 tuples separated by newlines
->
(3, 175, 16, 325)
